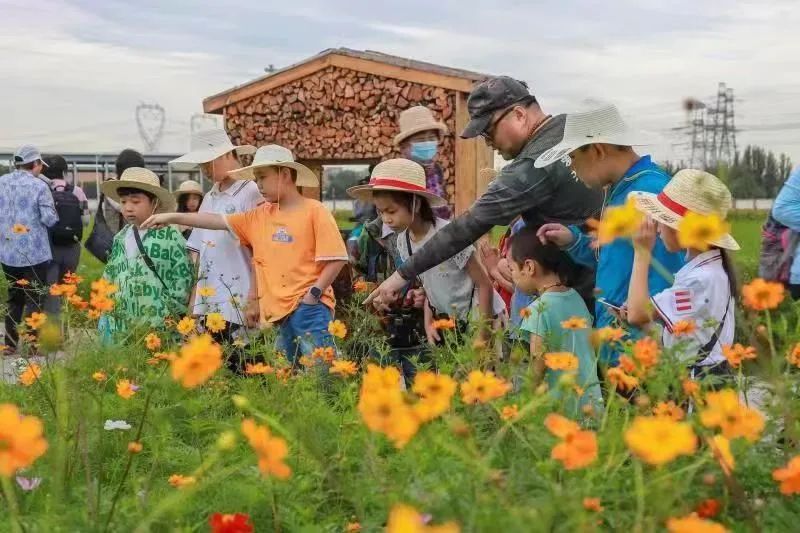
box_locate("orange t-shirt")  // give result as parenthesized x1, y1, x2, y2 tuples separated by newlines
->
(225, 198, 348, 323)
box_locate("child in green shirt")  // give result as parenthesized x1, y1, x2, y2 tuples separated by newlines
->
(508, 226, 602, 415)
(99, 168, 193, 336)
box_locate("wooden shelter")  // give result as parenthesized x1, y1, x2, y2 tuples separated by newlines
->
(203, 48, 494, 214)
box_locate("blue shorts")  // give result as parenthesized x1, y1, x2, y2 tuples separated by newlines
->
(276, 303, 336, 362)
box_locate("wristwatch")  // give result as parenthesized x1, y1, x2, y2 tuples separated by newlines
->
(308, 286, 323, 301)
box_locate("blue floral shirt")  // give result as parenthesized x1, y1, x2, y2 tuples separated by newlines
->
(0, 170, 59, 267)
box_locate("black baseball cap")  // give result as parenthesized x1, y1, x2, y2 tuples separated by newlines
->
(460, 76, 535, 139)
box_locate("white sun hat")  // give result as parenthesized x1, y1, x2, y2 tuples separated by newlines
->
(534, 104, 653, 168)
(101, 167, 176, 214)
(169, 128, 256, 171)
(630, 169, 740, 250)
(173, 179, 204, 199)
(226, 144, 319, 188)
(346, 158, 447, 207)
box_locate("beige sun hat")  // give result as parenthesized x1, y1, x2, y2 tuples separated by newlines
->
(630, 169, 740, 250)
(227, 144, 318, 187)
(169, 128, 256, 171)
(535, 104, 654, 168)
(347, 158, 447, 207)
(101, 167, 176, 214)
(393, 106, 448, 146)
(174, 179, 204, 199)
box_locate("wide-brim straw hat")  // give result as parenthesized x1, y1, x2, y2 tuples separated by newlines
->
(170, 128, 256, 171)
(227, 144, 318, 187)
(101, 167, 176, 214)
(630, 169, 740, 250)
(347, 158, 447, 207)
(174, 179, 204, 199)
(393, 106, 448, 146)
(535, 104, 654, 168)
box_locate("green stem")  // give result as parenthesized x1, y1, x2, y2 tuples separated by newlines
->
(1, 475, 23, 533)
(634, 461, 646, 533)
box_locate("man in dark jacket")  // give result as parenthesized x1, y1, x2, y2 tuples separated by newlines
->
(367, 76, 604, 310)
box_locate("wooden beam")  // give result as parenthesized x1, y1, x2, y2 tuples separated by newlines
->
(454, 91, 477, 215)
(203, 56, 334, 113)
(329, 55, 477, 93)
(475, 142, 495, 196)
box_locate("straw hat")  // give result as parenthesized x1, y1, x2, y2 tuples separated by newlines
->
(394, 106, 448, 146)
(347, 158, 447, 207)
(535, 104, 653, 168)
(101, 167, 176, 214)
(174, 180, 204, 199)
(169, 128, 256, 171)
(226, 145, 318, 187)
(630, 169, 740, 250)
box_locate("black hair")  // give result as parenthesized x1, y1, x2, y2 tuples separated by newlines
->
(372, 190, 436, 225)
(115, 149, 145, 177)
(16, 161, 38, 171)
(117, 187, 156, 202)
(718, 248, 739, 298)
(42, 155, 68, 180)
(510, 226, 579, 286)
(177, 193, 203, 213)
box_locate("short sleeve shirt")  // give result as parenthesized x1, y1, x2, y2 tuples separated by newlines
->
(225, 198, 348, 323)
(186, 180, 263, 325)
(650, 250, 734, 366)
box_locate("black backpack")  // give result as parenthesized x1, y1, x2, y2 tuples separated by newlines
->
(50, 183, 83, 245)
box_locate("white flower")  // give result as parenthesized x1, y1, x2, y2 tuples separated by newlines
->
(104, 419, 131, 431)
(16, 476, 42, 491)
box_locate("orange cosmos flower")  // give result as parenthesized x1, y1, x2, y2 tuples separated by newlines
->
(385, 504, 460, 533)
(205, 313, 226, 334)
(672, 320, 697, 337)
(460, 370, 511, 404)
(666, 513, 728, 533)
(544, 414, 598, 470)
(742, 278, 785, 311)
(92, 371, 107, 382)
(519, 307, 532, 319)
(592, 326, 626, 346)
(116, 379, 139, 399)
(721, 343, 757, 369)
(176, 316, 196, 336)
(241, 419, 291, 479)
(144, 333, 162, 351)
(63, 271, 83, 285)
(19, 363, 41, 387)
(633, 337, 660, 369)
(24, 312, 47, 330)
(501, 404, 519, 421)
(677, 212, 729, 252)
(431, 317, 456, 331)
(209, 513, 254, 533)
(244, 363, 274, 375)
(328, 319, 347, 339)
(787, 343, 800, 368)
(171, 334, 223, 388)
(583, 497, 603, 513)
(653, 401, 685, 421)
(0, 404, 49, 476)
(15, 279, 30, 287)
(625, 416, 697, 466)
(772, 455, 800, 495)
(682, 378, 700, 397)
(329, 360, 358, 377)
(561, 316, 588, 330)
(168, 474, 196, 488)
(596, 198, 643, 246)
(196, 286, 216, 298)
(700, 389, 764, 442)
(127, 441, 143, 454)
(544, 352, 579, 372)
(607, 367, 639, 391)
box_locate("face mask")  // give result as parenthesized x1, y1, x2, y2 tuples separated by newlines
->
(410, 141, 438, 162)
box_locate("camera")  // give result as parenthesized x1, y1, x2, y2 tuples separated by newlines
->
(383, 306, 425, 348)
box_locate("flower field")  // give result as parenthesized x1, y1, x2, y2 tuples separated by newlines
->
(2, 211, 800, 532)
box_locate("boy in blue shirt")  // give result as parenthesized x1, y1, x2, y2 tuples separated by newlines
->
(534, 104, 684, 366)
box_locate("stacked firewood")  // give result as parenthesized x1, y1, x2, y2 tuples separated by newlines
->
(223, 65, 457, 205)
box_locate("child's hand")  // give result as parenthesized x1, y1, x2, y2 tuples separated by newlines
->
(141, 213, 172, 230)
(633, 217, 658, 251)
(245, 299, 260, 328)
(497, 258, 513, 283)
(425, 319, 441, 345)
(536, 223, 575, 248)
(408, 288, 426, 309)
(479, 241, 501, 272)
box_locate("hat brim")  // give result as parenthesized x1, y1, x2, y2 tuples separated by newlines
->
(393, 123, 448, 146)
(534, 132, 654, 169)
(174, 189, 204, 199)
(101, 180, 177, 214)
(630, 191, 740, 251)
(346, 183, 447, 208)
(460, 114, 492, 139)
(227, 161, 319, 188)
(170, 144, 256, 171)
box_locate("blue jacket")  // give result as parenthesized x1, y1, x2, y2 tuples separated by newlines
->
(565, 156, 685, 365)
(772, 166, 800, 284)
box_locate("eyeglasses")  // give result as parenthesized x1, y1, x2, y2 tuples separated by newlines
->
(480, 105, 517, 141)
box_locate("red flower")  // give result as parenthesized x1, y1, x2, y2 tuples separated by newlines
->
(694, 498, 721, 519)
(209, 513, 254, 533)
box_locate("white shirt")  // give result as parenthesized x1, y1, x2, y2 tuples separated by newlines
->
(186, 180, 264, 325)
(397, 218, 505, 320)
(650, 249, 734, 366)
(123, 227, 148, 259)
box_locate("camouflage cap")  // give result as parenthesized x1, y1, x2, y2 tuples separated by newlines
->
(460, 76, 535, 139)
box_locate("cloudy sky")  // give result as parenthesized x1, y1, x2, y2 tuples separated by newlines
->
(2, 0, 799, 165)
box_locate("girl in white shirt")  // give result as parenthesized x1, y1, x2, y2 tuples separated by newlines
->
(625, 169, 740, 376)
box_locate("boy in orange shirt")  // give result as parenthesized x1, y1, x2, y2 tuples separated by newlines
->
(143, 145, 348, 362)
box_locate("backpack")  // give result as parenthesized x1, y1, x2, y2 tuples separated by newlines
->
(759, 214, 800, 283)
(50, 183, 84, 245)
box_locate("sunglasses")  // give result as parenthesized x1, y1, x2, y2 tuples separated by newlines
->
(480, 105, 518, 141)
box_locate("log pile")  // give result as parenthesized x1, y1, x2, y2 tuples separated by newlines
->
(224, 65, 457, 205)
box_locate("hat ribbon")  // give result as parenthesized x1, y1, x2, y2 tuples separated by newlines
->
(656, 191, 688, 216)
(369, 177, 427, 192)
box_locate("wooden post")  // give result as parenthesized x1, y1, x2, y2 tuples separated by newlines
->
(454, 91, 476, 215)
